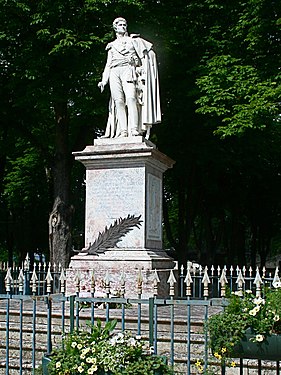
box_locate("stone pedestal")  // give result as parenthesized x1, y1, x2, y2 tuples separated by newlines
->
(68, 136, 176, 298)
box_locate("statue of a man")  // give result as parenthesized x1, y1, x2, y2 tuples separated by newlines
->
(98, 17, 161, 139)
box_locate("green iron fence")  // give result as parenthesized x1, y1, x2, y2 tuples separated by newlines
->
(0, 263, 280, 374)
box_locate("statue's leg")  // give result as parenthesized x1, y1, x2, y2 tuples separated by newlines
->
(122, 71, 139, 136)
(109, 68, 128, 136)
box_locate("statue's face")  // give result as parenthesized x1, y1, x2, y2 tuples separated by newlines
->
(115, 20, 127, 34)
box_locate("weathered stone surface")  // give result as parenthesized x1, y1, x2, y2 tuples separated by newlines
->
(70, 137, 176, 297)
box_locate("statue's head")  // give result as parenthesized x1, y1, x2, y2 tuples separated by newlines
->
(113, 17, 127, 33)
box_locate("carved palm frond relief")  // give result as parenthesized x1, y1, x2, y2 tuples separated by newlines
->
(81, 214, 142, 255)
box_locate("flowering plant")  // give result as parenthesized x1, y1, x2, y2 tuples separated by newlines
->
(47, 319, 173, 375)
(207, 284, 281, 360)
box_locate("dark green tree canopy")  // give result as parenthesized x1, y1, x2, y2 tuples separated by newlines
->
(1, 0, 281, 267)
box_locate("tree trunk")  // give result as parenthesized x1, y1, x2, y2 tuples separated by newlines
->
(49, 101, 73, 268)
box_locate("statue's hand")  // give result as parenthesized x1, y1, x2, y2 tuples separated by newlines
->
(136, 67, 145, 76)
(98, 81, 105, 93)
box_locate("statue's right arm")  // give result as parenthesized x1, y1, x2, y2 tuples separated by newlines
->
(98, 48, 112, 93)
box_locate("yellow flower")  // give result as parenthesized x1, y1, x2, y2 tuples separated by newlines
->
(214, 352, 222, 360)
(221, 347, 227, 353)
(231, 361, 236, 367)
(195, 359, 202, 366)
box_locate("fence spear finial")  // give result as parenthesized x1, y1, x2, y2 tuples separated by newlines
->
(219, 269, 228, 297)
(120, 270, 126, 297)
(153, 270, 160, 297)
(202, 266, 210, 298)
(18, 268, 25, 294)
(24, 253, 30, 271)
(254, 268, 263, 297)
(137, 268, 143, 296)
(104, 271, 111, 296)
(59, 268, 66, 294)
(272, 267, 280, 288)
(90, 270, 95, 295)
(74, 270, 81, 295)
(45, 266, 53, 294)
(236, 269, 245, 294)
(167, 270, 177, 297)
(5, 268, 13, 293)
(184, 269, 193, 298)
(31, 267, 38, 294)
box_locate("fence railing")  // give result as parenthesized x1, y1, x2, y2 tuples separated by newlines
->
(0, 259, 280, 374)
(1, 255, 280, 298)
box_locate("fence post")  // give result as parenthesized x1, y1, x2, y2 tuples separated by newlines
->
(69, 295, 75, 333)
(45, 267, 53, 354)
(148, 297, 154, 347)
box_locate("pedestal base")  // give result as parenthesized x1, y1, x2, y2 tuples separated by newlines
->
(67, 250, 177, 298)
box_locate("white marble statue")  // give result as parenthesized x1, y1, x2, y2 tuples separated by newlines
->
(98, 17, 161, 139)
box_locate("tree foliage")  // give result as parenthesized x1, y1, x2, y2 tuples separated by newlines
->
(1, 0, 281, 268)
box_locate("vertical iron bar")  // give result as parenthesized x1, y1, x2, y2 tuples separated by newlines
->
(198, 275, 202, 298)
(121, 303, 125, 332)
(180, 267, 184, 298)
(193, 276, 196, 297)
(46, 296, 52, 354)
(69, 295, 75, 333)
(258, 360, 261, 375)
(19, 297, 23, 375)
(32, 293, 37, 373)
(61, 295, 65, 335)
(106, 299, 110, 322)
(170, 297, 175, 367)
(186, 302, 191, 375)
(75, 295, 80, 329)
(91, 294, 95, 326)
(153, 298, 158, 354)
(5, 296, 10, 375)
(221, 361, 226, 375)
(240, 358, 243, 374)
(137, 294, 141, 336)
(148, 297, 154, 347)
(204, 304, 209, 374)
(276, 361, 279, 374)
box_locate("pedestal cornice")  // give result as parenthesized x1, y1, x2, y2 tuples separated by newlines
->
(72, 136, 175, 171)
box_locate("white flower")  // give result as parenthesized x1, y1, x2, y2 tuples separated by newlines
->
(255, 334, 264, 342)
(128, 337, 137, 346)
(245, 290, 252, 294)
(273, 315, 280, 322)
(253, 297, 265, 305)
(56, 362, 61, 369)
(249, 306, 260, 316)
(233, 291, 243, 297)
(87, 365, 98, 374)
(71, 341, 77, 348)
(82, 348, 90, 355)
(78, 365, 84, 373)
